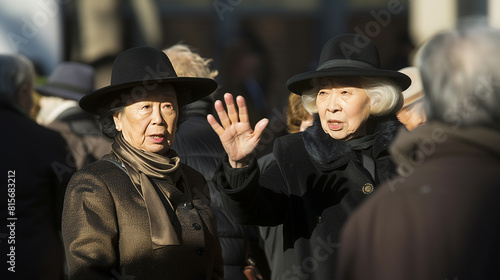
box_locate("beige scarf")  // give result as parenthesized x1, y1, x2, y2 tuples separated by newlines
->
(112, 133, 183, 249)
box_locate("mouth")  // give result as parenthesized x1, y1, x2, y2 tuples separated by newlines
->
(327, 120, 343, 130)
(148, 134, 165, 143)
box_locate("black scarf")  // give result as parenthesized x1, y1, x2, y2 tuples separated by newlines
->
(302, 114, 401, 172)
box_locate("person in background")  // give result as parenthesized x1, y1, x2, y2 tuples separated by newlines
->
(36, 62, 112, 170)
(208, 34, 410, 279)
(166, 44, 268, 279)
(338, 22, 500, 280)
(396, 66, 426, 130)
(258, 92, 313, 280)
(257, 92, 313, 171)
(0, 54, 74, 280)
(62, 47, 223, 280)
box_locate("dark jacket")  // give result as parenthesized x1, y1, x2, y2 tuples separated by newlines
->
(215, 115, 402, 279)
(0, 106, 73, 280)
(338, 122, 500, 280)
(62, 152, 224, 280)
(172, 99, 266, 279)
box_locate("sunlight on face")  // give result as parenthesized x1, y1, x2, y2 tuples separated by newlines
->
(113, 85, 178, 154)
(315, 78, 371, 141)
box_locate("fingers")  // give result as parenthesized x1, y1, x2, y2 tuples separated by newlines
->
(236, 95, 249, 123)
(214, 99, 231, 129)
(207, 114, 225, 136)
(224, 93, 239, 124)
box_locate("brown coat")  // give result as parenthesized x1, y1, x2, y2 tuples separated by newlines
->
(338, 122, 500, 280)
(62, 153, 224, 280)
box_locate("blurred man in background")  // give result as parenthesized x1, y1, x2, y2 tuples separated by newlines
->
(339, 22, 500, 280)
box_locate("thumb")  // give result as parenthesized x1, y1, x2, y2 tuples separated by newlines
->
(253, 118, 269, 138)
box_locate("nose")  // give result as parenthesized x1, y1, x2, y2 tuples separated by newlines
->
(151, 105, 165, 125)
(326, 93, 341, 113)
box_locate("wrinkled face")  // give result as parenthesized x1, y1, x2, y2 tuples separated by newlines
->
(113, 85, 178, 154)
(316, 78, 371, 141)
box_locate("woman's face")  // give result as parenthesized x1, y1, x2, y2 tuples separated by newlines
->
(316, 78, 371, 141)
(113, 85, 178, 154)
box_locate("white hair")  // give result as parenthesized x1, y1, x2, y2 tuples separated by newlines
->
(417, 20, 500, 127)
(301, 76, 402, 116)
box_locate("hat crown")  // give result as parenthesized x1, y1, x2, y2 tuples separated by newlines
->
(37, 62, 95, 100)
(47, 62, 94, 90)
(110, 46, 178, 86)
(318, 34, 381, 70)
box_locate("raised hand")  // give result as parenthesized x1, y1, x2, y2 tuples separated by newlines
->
(207, 93, 269, 168)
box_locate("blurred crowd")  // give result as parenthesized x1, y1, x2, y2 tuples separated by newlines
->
(1, 5, 500, 280)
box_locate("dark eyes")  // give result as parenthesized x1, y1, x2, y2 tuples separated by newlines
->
(318, 90, 350, 96)
(141, 104, 173, 110)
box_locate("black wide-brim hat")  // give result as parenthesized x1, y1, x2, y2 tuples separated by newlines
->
(79, 46, 218, 114)
(286, 34, 411, 95)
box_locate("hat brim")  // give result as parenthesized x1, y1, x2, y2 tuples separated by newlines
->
(36, 85, 87, 101)
(286, 68, 411, 95)
(79, 77, 217, 114)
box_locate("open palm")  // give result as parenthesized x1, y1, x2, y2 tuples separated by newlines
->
(207, 93, 269, 168)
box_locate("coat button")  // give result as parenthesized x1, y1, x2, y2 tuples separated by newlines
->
(362, 183, 374, 194)
(183, 202, 193, 209)
(316, 216, 323, 224)
(197, 247, 205, 256)
(193, 223, 201, 230)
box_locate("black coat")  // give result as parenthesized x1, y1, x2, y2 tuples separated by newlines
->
(215, 115, 402, 279)
(0, 106, 74, 280)
(172, 100, 266, 279)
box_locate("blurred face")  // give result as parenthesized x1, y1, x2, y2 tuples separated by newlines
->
(397, 100, 426, 131)
(316, 78, 371, 141)
(113, 85, 178, 154)
(299, 115, 314, 132)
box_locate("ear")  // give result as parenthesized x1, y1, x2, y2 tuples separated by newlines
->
(368, 95, 379, 115)
(113, 111, 122, 131)
(17, 84, 34, 114)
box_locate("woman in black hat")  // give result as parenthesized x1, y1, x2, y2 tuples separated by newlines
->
(208, 34, 411, 279)
(62, 47, 223, 280)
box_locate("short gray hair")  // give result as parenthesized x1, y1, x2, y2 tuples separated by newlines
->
(0, 54, 35, 106)
(417, 21, 500, 127)
(301, 76, 402, 116)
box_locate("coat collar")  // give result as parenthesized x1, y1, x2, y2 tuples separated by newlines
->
(302, 114, 402, 171)
(390, 122, 500, 176)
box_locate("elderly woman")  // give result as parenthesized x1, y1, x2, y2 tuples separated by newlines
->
(208, 34, 410, 279)
(62, 47, 223, 280)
